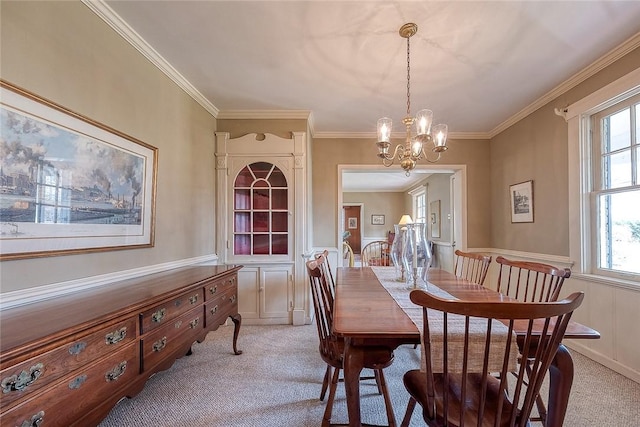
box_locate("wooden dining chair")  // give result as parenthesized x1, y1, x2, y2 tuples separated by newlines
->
(494, 255, 572, 425)
(361, 240, 391, 266)
(306, 255, 396, 427)
(453, 250, 492, 286)
(400, 290, 584, 427)
(316, 249, 335, 290)
(342, 241, 355, 267)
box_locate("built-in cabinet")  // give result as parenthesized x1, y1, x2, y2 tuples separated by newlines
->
(237, 264, 293, 323)
(215, 132, 308, 325)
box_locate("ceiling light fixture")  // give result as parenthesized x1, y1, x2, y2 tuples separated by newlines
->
(376, 23, 448, 175)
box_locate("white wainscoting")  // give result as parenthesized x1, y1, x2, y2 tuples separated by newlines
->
(431, 241, 454, 273)
(475, 248, 639, 383)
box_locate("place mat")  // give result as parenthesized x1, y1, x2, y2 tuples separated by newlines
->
(371, 266, 518, 373)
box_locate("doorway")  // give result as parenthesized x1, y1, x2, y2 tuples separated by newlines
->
(342, 204, 362, 254)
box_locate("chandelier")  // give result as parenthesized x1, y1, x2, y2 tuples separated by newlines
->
(376, 23, 448, 175)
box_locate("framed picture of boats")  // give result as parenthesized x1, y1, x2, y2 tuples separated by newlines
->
(0, 81, 157, 260)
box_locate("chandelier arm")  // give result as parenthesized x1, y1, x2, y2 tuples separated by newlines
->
(379, 143, 404, 166)
(422, 151, 443, 164)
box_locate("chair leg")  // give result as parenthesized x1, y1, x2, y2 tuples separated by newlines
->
(525, 361, 548, 426)
(374, 369, 383, 394)
(320, 365, 331, 401)
(322, 366, 341, 427)
(534, 391, 548, 426)
(376, 369, 396, 427)
(400, 397, 416, 427)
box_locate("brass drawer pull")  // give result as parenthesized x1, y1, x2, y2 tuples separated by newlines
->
(189, 317, 200, 329)
(68, 341, 87, 355)
(68, 374, 87, 390)
(151, 308, 166, 323)
(230, 294, 237, 304)
(210, 305, 218, 315)
(209, 285, 218, 295)
(105, 361, 127, 382)
(105, 326, 127, 345)
(153, 337, 167, 352)
(19, 410, 44, 427)
(189, 294, 198, 304)
(175, 320, 183, 328)
(2, 362, 44, 393)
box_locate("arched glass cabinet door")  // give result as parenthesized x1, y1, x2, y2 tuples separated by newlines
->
(233, 162, 288, 256)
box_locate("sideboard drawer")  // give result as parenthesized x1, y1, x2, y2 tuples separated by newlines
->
(0, 316, 137, 411)
(141, 307, 203, 372)
(140, 288, 203, 333)
(205, 287, 237, 328)
(204, 274, 236, 301)
(1, 342, 139, 427)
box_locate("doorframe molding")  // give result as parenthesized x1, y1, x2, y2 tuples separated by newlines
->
(337, 164, 467, 269)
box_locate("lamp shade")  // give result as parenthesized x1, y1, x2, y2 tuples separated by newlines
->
(398, 214, 413, 225)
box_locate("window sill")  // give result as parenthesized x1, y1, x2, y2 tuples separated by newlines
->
(572, 272, 640, 292)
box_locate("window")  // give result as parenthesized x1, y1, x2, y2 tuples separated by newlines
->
(233, 162, 288, 256)
(410, 186, 426, 224)
(592, 94, 640, 276)
(35, 163, 72, 224)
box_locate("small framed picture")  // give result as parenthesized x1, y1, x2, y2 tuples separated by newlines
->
(430, 200, 441, 238)
(371, 214, 385, 225)
(509, 180, 534, 223)
(348, 217, 358, 229)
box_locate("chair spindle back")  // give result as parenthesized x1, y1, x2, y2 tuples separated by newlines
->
(496, 256, 571, 302)
(453, 250, 492, 286)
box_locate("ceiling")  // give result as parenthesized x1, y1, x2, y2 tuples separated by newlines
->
(342, 169, 434, 193)
(94, 1, 640, 190)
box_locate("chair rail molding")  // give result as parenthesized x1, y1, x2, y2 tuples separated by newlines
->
(0, 254, 219, 310)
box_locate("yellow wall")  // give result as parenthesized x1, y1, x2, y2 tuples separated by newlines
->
(343, 191, 405, 239)
(1, 1, 217, 291)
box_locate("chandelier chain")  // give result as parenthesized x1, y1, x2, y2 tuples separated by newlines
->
(406, 34, 411, 118)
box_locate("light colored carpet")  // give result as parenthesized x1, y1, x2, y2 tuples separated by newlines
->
(99, 324, 639, 427)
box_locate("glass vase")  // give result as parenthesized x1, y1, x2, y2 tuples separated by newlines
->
(402, 222, 432, 289)
(390, 224, 407, 281)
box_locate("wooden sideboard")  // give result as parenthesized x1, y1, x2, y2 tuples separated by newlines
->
(0, 264, 243, 427)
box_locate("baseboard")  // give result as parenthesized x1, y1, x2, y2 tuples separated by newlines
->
(565, 340, 640, 384)
(0, 254, 219, 310)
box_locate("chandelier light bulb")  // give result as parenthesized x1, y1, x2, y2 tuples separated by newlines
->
(377, 117, 392, 143)
(415, 109, 433, 136)
(432, 123, 449, 152)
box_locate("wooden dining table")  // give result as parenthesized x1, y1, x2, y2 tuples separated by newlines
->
(333, 267, 600, 427)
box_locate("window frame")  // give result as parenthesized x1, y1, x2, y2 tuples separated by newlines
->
(566, 68, 640, 286)
(590, 96, 640, 277)
(409, 186, 427, 224)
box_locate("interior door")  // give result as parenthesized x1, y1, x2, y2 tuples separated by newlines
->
(343, 205, 362, 254)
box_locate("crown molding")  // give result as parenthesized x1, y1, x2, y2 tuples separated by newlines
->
(489, 31, 640, 138)
(82, 0, 219, 117)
